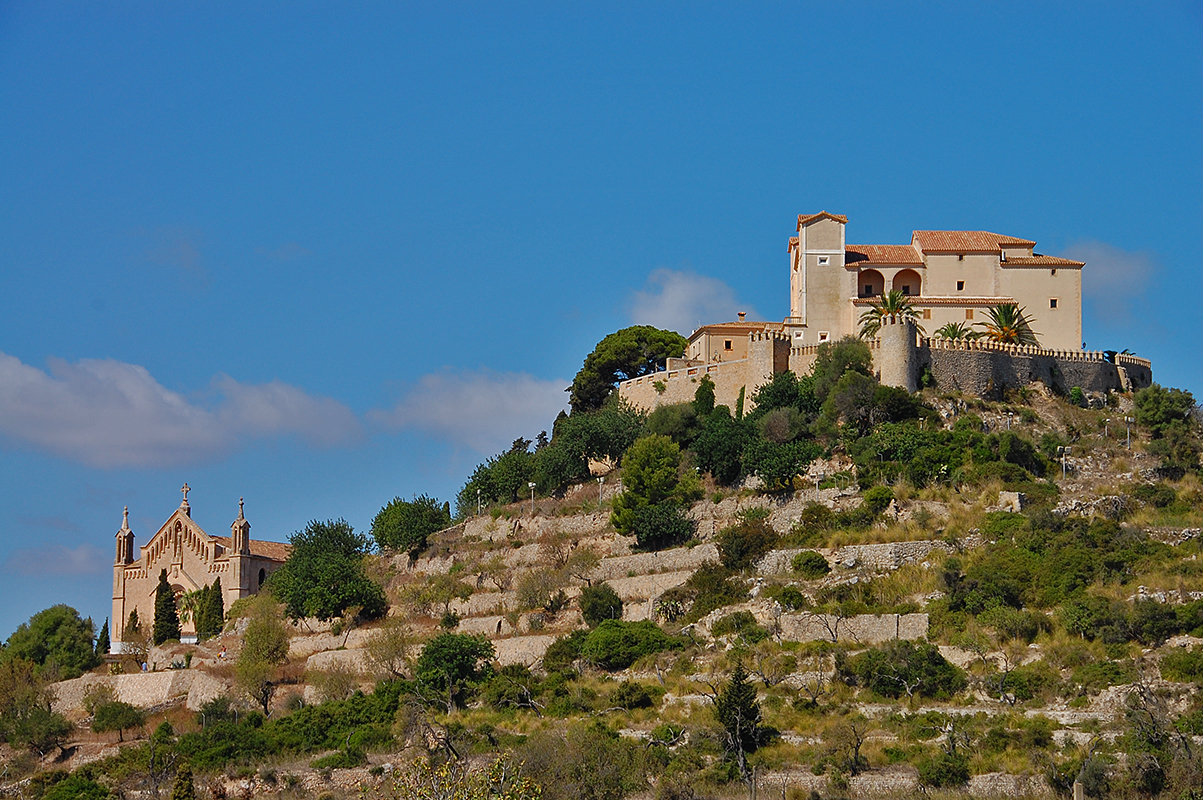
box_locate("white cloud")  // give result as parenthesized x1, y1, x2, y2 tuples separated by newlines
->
(628, 268, 759, 335)
(369, 369, 568, 454)
(3, 543, 107, 576)
(1061, 240, 1157, 323)
(0, 352, 361, 468)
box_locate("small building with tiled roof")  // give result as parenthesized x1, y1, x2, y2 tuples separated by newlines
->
(111, 485, 290, 650)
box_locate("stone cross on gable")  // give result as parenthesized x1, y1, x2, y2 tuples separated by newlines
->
(181, 483, 191, 502)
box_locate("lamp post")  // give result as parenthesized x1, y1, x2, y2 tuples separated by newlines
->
(1057, 446, 1072, 480)
(597, 476, 604, 506)
(1125, 417, 1134, 450)
(528, 482, 536, 517)
(1006, 411, 1013, 430)
(477, 487, 482, 517)
(1104, 418, 1110, 439)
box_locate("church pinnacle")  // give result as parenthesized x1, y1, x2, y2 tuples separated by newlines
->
(180, 483, 191, 517)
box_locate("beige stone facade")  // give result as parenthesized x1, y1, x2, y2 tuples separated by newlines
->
(111, 486, 289, 650)
(618, 211, 1152, 411)
(787, 212, 1084, 350)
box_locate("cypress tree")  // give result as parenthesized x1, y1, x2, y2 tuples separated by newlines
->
(171, 762, 196, 800)
(153, 569, 181, 645)
(206, 578, 225, 637)
(125, 609, 140, 638)
(95, 619, 110, 657)
(714, 661, 763, 783)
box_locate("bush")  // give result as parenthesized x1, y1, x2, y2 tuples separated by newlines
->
(658, 562, 747, 622)
(1160, 647, 1203, 683)
(43, 775, 110, 800)
(717, 516, 779, 571)
(611, 435, 701, 536)
(580, 583, 623, 627)
(861, 486, 894, 515)
(542, 630, 589, 673)
(609, 680, 654, 710)
(710, 611, 768, 644)
(579, 620, 682, 670)
(917, 752, 969, 788)
(838, 640, 966, 699)
(414, 633, 495, 708)
(1133, 482, 1178, 508)
(632, 502, 697, 551)
(791, 550, 831, 579)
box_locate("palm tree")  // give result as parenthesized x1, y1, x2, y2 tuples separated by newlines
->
(933, 321, 979, 340)
(976, 304, 1040, 346)
(858, 290, 925, 338)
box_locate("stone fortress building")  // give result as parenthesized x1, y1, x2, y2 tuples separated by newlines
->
(111, 484, 289, 651)
(621, 211, 1152, 411)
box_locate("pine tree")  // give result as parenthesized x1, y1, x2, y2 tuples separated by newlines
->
(714, 661, 763, 784)
(95, 619, 110, 657)
(153, 569, 181, 645)
(171, 762, 196, 800)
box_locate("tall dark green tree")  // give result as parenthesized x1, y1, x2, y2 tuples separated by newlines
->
(714, 662, 764, 784)
(205, 579, 224, 637)
(94, 619, 109, 658)
(153, 569, 181, 645)
(569, 326, 687, 413)
(171, 762, 196, 800)
(269, 519, 387, 621)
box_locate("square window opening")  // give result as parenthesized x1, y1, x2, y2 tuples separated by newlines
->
(724, 340, 732, 351)
(818, 331, 830, 342)
(901, 284, 911, 295)
(956, 281, 965, 291)
(817, 255, 830, 266)
(1050, 298, 1058, 309)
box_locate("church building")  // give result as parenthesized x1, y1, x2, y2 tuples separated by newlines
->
(111, 484, 290, 650)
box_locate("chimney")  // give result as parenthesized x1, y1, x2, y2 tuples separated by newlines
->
(738, 311, 746, 322)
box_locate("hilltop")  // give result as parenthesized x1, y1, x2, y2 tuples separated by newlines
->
(2, 335, 1202, 800)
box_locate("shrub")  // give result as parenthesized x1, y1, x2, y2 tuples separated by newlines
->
(632, 502, 697, 551)
(1160, 647, 1203, 683)
(710, 611, 768, 644)
(43, 775, 110, 800)
(609, 680, 654, 710)
(838, 640, 966, 699)
(1133, 482, 1178, 508)
(580, 620, 682, 670)
(791, 551, 831, 579)
(658, 562, 747, 622)
(861, 486, 894, 515)
(611, 435, 701, 536)
(917, 752, 970, 788)
(580, 583, 624, 628)
(717, 516, 779, 571)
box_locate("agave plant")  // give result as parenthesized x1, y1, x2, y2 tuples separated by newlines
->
(933, 322, 980, 340)
(858, 290, 925, 338)
(976, 303, 1040, 346)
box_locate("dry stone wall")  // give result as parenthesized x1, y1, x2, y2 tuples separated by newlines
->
(778, 612, 929, 644)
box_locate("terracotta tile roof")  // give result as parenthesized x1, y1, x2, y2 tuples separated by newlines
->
(788, 236, 799, 252)
(845, 244, 924, 265)
(797, 211, 848, 230)
(912, 231, 1035, 253)
(211, 535, 291, 562)
(1001, 255, 1085, 267)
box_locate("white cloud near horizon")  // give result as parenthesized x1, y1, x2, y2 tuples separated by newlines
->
(2, 543, 108, 576)
(1061, 240, 1157, 324)
(628, 268, 759, 335)
(369, 369, 568, 454)
(0, 352, 362, 468)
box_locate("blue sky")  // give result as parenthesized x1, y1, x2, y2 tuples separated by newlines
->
(1, 2, 1200, 639)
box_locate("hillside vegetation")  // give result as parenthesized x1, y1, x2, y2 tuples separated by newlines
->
(2, 332, 1202, 800)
